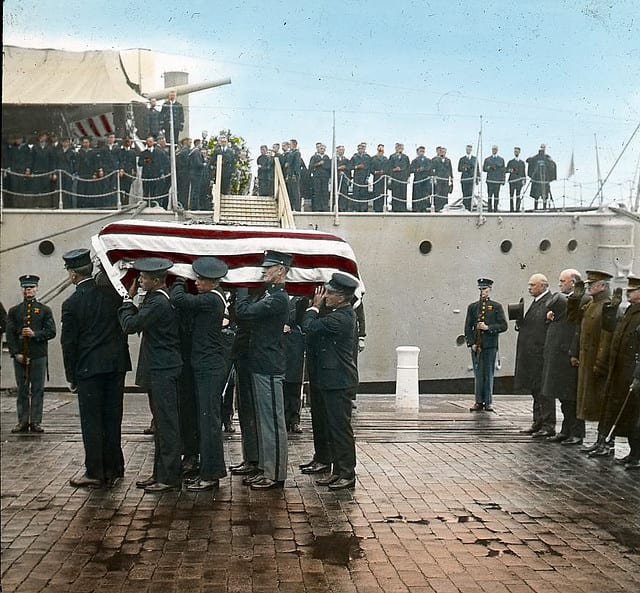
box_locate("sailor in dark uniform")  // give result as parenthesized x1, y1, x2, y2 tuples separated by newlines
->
(257, 145, 274, 196)
(170, 257, 229, 491)
(389, 143, 410, 212)
(284, 296, 308, 433)
(431, 146, 453, 212)
(335, 145, 351, 212)
(138, 136, 169, 208)
(57, 138, 77, 208)
(309, 143, 331, 212)
(506, 147, 525, 212)
(76, 137, 98, 208)
(302, 273, 360, 490)
(211, 135, 237, 195)
(61, 249, 131, 488)
(526, 144, 557, 210)
(118, 137, 137, 206)
(410, 146, 432, 213)
(159, 90, 185, 145)
(370, 144, 389, 213)
(6, 274, 56, 433)
(483, 145, 506, 212)
(176, 138, 192, 207)
(283, 140, 302, 211)
(235, 250, 291, 490)
(351, 143, 371, 212)
(458, 145, 479, 211)
(119, 258, 183, 493)
(29, 133, 55, 207)
(464, 278, 507, 411)
(188, 140, 206, 210)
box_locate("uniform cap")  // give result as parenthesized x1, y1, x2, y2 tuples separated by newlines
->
(477, 278, 493, 288)
(585, 270, 613, 283)
(325, 272, 359, 295)
(63, 248, 92, 270)
(626, 275, 640, 291)
(192, 256, 228, 280)
(19, 274, 39, 287)
(261, 250, 292, 267)
(132, 257, 174, 273)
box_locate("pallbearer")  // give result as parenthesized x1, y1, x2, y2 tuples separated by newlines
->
(464, 278, 507, 412)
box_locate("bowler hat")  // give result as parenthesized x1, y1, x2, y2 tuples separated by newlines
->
(192, 257, 228, 280)
(261, 250, 292, 267)
(63, 248, 92, 270)
(19, 274, 39, 288)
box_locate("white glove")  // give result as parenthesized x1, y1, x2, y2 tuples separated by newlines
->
(358, 337, 366, 352)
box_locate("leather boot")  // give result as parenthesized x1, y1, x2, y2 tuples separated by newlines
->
(588, 438, 615, 458)
(582, 434, 604, 454)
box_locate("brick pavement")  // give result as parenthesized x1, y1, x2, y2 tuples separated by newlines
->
(1, 391, 639, 593)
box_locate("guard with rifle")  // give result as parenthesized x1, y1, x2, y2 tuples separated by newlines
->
(464, 278, 507, 412)
(6, 274, 56, 433)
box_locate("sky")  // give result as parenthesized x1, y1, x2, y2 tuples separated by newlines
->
(3, 0, 640, 206)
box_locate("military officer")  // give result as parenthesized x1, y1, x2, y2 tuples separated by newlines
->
(431, 146, 453, 212)
(483, 145, 506, 212)
(171, 257, 229, 491)
(526, 144, 557, 210)
(61, 249, 131, 488)
(211, 135, 237, 195)
(335, 145, 351, 212)
(257, 144, 274, 196)
(388, 143, 410, 212)
(370, 144, 389, 212)
(506, 147, 526, 212)
(138, 136, 169, 208)
(410, 146, 432, 213)
(458, 145, 480, 211)
(235, 250, 291, 490)
(464, 279, 507, 411)
(308, 143, 331, 211)
(302, 273, 360, 490)
(119, 258, 183, 493)
(351, 143, 371, 212)
(6, 274, 56, 433)
(159, 89, 185, 144)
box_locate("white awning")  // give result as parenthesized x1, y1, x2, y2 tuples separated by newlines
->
(2, 45, 148, 105)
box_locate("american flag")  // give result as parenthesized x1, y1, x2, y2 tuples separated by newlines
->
(91, 219, 364, 297)
(71, 113, 115, 138)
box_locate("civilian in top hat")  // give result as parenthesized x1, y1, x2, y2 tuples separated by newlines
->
(302, 272, 360, 490)
(235, 250, 291, 490)
(514, 273, 555, 436)
(119, 258, 183, 493)
(464, 278, 507, 412)
(569, 270, 615, 456)
(542, 270, 586, 445)
(599, 277, 640, 469)
(170, 257, 229, 491)
(6, 275, 56, 433)
(61, 249, 131, 488)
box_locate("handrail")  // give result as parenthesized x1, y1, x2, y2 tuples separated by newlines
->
(273, 158, 295, 228)
(213, 154, 222, 223)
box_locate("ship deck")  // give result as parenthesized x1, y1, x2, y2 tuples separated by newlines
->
(1, 392, 639, 593)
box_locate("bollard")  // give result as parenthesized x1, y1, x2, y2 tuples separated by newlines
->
(395, 346, 420, 410)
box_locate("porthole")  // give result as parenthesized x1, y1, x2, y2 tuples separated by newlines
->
(419, 240, 432, 255)
(539, 239, 551, 252)
(500, 240, 512, 254)
(38, 240, 55, 256)
(567, 239, 578, 252)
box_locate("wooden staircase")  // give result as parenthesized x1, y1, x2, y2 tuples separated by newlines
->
(218, 195, 280, 226)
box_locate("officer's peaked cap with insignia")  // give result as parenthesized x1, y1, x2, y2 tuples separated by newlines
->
(626, 275, 640, 291)
(192, 257, 228, 280)
(63, 248, 92, 270)
(477, 278, 493, 288)
(132, 257, 174, 273)
(585, 270, 613, 283)
(325, 272, 359, 295)
(261, 250, 293, 267)
(19, 274, 40, 287)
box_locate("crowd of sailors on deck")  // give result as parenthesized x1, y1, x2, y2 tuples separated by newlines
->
(2, 129, 558, 213)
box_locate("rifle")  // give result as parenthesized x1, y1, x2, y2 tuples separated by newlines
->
(474, 297, 486, 353)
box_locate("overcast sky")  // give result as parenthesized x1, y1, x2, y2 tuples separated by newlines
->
(4, 0, 640, 206)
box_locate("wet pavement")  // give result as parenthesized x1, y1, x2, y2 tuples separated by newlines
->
(1, 391, 639, 593)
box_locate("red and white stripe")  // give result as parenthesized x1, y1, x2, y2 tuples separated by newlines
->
(72, 113, 115, 138)
(91, 219, 364, 298)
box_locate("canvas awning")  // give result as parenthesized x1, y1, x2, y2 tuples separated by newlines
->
(2, 45, 148, 105)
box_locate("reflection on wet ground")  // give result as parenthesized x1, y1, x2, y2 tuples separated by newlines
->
(1, 392, 639, 592)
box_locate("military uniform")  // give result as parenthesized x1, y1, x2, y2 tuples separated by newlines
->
(138, 146, 169, 208)
(284, 296, 308, 432)
(464, 279, 507, 410)
(458, 153, 479, 211)
(118, 144, 137, 206)
(61, 249, 131, 486)
(430, 154, 453, 212)
(370, 152, 388, 212)
(211, 145, 236, 195)
(335, 154, 351, 212)
(159, 100, 184, 144)
(388, 151, 410, 212)
(29, 141, 55, 207)
(506, 156, 525, 211)
(6, 275, 56, 432)
(283, 148, 302, 210)
(410, 154, 432, 213)
(257, 152, 274, 196)
(482, 153, 506, 212)
(308, 152, 331, 211)
(350, 150, 371, 212)
(526, 149, 557, 209)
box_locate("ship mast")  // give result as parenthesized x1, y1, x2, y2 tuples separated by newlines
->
(594, 134, 604, 210)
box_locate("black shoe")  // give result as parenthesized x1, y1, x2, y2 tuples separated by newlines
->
(143, 425, 155, 435)
(250, 477, 284, 490)
(291, 423, 303, 434)
(70, 474, 103, 489)
(588, 445, 615, 458)
(242, 472, 264, 486)
(231, 464, 259, 476)
(144, 482, 180, 493)
(484, 405, 494, 412)
(301, 462, 331, 474)
(328, 477, 356, 491)
(299, 459, 316, 470)
(546, 434, 568, 443)
(624, 458, 640, 470)
(531, 429, 555, 438)
(135, 476, 156, 489)
(519, 426, 540, 435)
(561, 436, 583, 446)
(29, 424, 45, 433)
(186, 479, 219, 491)
(316, 474, 340, 486)
(582, 436, 604, 454)
(469, 403, 484, 412)
(615, 454, 632, 465)
(11, 423, 29, 433)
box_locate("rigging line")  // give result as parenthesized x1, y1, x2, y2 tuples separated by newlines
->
(0, 201, 147, 255)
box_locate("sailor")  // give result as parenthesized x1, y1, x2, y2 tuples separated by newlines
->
(388, 143, 409, 212)
(302, 273, 360, 490)
(370, 144, 388, 212)
(211, 135, 237, 195)
(464, 278, 507, 412)
(119, 258, 183, 493)
(235, 250, 291, 490)
(430, 146, 453, 212)
(257, 144, 274, 197)
(6, 274, 56, 433)
(335, 145, 351, 212)
(482, 145, 506, 212)
(526, 144, 557, 210)
(506, 147, 525, 212)
(170, 257, 230, 491)
(61, 248, 131, 488)
(351, 143, 371, 212)
(159, 89, 185, 145)
(410, 146, 432, 213)
(458, 144, 480, 211)
(283, 296, 308, 434)
(138, 136, 169, 209)
(308, 143, 331, 211)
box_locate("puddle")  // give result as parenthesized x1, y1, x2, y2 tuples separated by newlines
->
(310, 534, 363, 566)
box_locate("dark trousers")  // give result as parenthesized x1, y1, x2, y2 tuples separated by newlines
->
(308, 383, 331, 464)
(77, 372, 125, 481)
(629, 437, 640, 461)
(284, 381, 302, 428)
(532, 387, 556, 432)
(149, 370, 182, 486)
(471, 348, 496, 406)
(178, 360, 199, 461)
(193, 366, 227, 480)
(559, 399, 585, 438)
(189, 175, 203, 209)
(286, 177, 301, 211)
(486, 183, 501, 212)
(352, 183, 369, 212)
(258, 175, 273, 196)
(235, 357, 259, 465)
(311, 176, 330, 211)
(461, 179, 474, 211)
(509, 182, 523, 211)
(434, 181, 449, 212)
(14, 357, 46, 426)
(252, 373, 287, 481)
(390, 180, 407, 212)
(322, 388, 357, 480)
(372, 176, 386, 212)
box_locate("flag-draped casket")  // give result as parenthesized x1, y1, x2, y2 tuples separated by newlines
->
(91, 219, 364, 297)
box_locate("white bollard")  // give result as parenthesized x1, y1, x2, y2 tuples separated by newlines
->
(395, 346, 420, 411)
